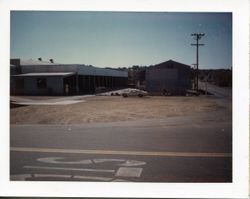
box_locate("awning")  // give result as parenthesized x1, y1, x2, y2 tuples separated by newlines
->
(12, 72, 76, 77)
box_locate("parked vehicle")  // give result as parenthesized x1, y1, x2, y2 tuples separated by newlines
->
(122, 89, 148, 98)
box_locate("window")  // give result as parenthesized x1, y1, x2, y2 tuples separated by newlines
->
(15, 79, 24, 89)
(37, 78, 47, 89)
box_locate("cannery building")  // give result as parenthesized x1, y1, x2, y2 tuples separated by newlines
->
(10, 58, 128, 95)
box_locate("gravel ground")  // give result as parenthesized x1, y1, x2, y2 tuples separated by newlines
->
(10, 95, 229, 125)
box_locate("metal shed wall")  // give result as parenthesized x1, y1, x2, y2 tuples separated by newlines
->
(146, 68, 178, 93)
(13, 76, 64, 95)
(145, 65, 192, 94)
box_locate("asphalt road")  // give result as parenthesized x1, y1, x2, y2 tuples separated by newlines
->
(10, 109, 232, 182)
(199, 81, 232, 98)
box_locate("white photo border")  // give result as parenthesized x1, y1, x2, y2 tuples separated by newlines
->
(0, 0, 249, 198)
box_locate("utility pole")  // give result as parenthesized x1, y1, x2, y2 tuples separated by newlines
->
(191, 33, 205, 91)
(191, 64, 197, 90)
(191, 64, 197, 68)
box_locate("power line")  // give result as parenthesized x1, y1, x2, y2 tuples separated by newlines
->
(191, 33, 205, 91)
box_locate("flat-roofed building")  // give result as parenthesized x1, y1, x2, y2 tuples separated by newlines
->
(10, 58, 128, 95)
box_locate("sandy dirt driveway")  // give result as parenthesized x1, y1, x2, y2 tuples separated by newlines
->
(10, 95, 231, 125)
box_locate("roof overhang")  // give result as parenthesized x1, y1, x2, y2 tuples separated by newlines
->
(12, 72, 76, 77)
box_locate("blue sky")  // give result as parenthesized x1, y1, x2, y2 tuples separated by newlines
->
(11, 11, 232, 69)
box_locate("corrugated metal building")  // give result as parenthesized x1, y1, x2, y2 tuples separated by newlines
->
(146, 60, 192, 95)
(11, 59, 128, 95)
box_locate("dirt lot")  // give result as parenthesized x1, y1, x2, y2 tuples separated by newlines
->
(10, 95, 230, 125)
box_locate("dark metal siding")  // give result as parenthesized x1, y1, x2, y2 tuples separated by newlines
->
(146, 64, 192, 95)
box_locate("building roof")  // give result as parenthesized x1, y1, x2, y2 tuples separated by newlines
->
(77, 64, 127, 77)
(13, 72, 76, 77)
(20, 59, 57, 65)
(19, 64, 127, 77)
(149, 60, 191, 70)
(11, 58, 128, 77)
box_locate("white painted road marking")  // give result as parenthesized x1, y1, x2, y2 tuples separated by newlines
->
(93, 159, 146, 166)
(23, 165, 115, 173)
(20, 157, 145, 181)
(73, 175, 112, 181)
(112, 179, 131, 182)
(10, 174, 32, 180)
(34, 174, 71, 178)
(37, 157, 92, 164)
(115, 167, 143, 178)
(10, 173, 115, 181)
(11, 147, 232, 157)
(36, 157, 146, 167)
